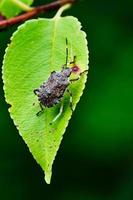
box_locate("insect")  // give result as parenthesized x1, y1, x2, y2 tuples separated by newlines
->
(34, 38, 88, 124)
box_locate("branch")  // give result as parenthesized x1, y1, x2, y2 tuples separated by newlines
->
(0, 0, 76, 29)
(0, 14, 5, 21)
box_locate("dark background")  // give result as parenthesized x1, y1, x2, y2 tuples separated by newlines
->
(0, 0, 133, 199)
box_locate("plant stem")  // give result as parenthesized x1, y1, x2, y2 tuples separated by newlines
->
(11, 0, 33, 11)
(53, 3, 71, 19)
(0, 0, 76, 30)
(0, 14, 5, 21)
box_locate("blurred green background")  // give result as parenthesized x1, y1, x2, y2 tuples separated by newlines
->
(0, 0, 133, 199)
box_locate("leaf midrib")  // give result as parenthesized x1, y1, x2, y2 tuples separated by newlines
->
(44, 17, 60, 174)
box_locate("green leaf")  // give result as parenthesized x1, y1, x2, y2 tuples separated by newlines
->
(0, 0, 33, 18)
(2, 5, 89, 184)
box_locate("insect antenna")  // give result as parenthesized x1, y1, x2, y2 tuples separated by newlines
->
(65, 38, 68, 68)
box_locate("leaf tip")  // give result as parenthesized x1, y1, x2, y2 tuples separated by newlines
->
(45, 171, 52, 184)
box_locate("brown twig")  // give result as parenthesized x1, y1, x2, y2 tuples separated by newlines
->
(0, 0, 76, 29)
(0, 14, 6, 21)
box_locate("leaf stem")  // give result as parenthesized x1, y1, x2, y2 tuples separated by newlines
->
(11, 0, 33, 11)
(53, 3, 71, 19)
(0, 0, 76, 30)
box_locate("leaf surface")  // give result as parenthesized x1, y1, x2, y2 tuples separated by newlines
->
(0, 0, 33, 18)
(2, 10, 89, 183)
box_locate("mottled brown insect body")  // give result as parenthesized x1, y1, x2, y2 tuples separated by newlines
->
(34, 39, 87, 123)
(34, 67, 72, 108)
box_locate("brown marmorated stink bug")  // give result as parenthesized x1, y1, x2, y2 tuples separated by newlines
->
(34, 38, 88, 124)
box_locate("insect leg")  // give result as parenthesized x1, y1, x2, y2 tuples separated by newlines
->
(36, 102, 44, 116)
(66, 89, 73, 112)
(34, 89, 39, 95)
(70, 55, 76, 64)
(79, 70, 88, 76)
(70, 77, 80, 82)
(50, 104, 63, 125)
(70, 70, 88, 83)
